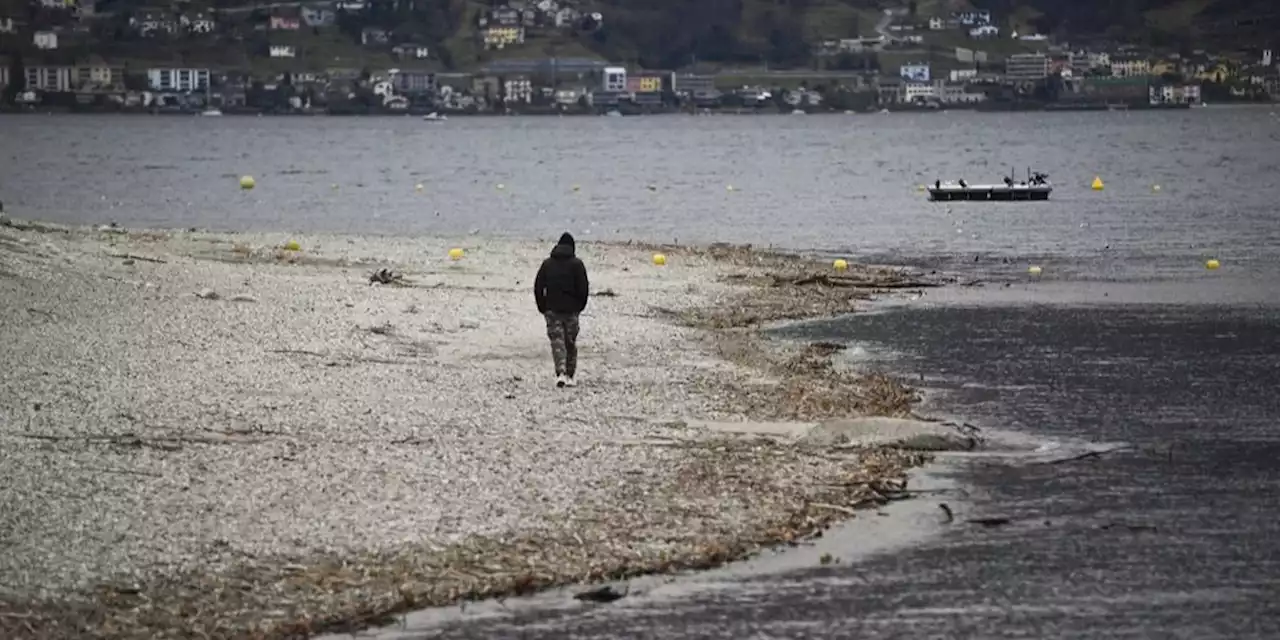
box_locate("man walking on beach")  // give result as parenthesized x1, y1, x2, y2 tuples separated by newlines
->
(534, 232, 589, 388)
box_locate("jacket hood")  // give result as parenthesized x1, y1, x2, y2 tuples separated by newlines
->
(550, 232, 575, 259)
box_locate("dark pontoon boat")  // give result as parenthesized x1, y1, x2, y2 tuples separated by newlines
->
(928, 169, 1052, 201)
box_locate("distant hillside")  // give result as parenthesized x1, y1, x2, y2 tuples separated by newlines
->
(501, 0, 1276, 69)
(3, 0, 1274, 75)
(972, 0, 1278, 49)
(574, 0, 885, 69)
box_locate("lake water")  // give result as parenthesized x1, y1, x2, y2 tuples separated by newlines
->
(3, 109, 1280, 281)
(5, 110, 1280, 637)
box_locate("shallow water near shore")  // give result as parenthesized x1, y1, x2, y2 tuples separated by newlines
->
(339, 283, 1280, 639)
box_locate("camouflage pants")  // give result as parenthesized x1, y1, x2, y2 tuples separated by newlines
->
(543, 311, 580, 377)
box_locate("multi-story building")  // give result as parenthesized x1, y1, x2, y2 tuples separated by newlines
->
(394, 71, 437, 95)
(1111, 56, 1151, 78)
(147, 68, 210, 92)
(1150, 83, 1202, 104)
(482, 26, 524, 50)
(1005, 53, 1049, 82)
(903, 83, 937, 102)
(26, 65, 75, 91)
(74, 56, 121, 89)
(503, 77, 533, 103)
(34, 30, 59, 49)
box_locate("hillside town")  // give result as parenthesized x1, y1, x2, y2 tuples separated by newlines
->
(1, 0, 1277, 114)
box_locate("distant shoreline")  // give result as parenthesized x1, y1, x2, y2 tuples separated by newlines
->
(0, 102, 1244, 117)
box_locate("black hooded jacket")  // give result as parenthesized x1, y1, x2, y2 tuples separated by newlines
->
(534, 233, 589, 314)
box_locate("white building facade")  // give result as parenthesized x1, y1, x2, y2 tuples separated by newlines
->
(147, 68, 210, 91)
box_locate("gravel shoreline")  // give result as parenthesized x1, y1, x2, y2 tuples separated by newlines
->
(1, 218, 947, 639)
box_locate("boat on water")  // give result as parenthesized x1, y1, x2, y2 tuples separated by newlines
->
(928, 169, 1052, 202)
(422, 112, 447, 121)
(199, 108, 223, 116)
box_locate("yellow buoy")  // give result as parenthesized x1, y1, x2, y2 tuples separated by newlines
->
(647, 184, 657, 191)
(239, 175, 255, 190)
(833, 259, 848, 271)
(1028, 265, 1043, 276)
(1152, 184, 1162, 192)
(283, 240, 301, 251)
(1205, 259, 1220, 270)
(916, 184, 927, 192)
(1091, 176, 1104, 191)
(448, 248, 464, 261)
(572, 185, 581, 192)
(415, 183, 424, 191)
(652, 253, 667, 266)
(496, 183, 505, 190)
(331, 183, 339, 189)
(726, 185, 735, 192)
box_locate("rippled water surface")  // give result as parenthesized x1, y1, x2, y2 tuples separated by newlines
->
(385, 302, 1280, 640)
(3, 109, 1280, 280)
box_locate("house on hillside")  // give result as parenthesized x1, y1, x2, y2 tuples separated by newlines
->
(134, 10, 178, 37)
(968, 25, 998, 39)
(1006, 53, 1049, 81)
(182, 11, 216, 34)
(73, 55, 122, 90)
(25, 65, 75, 91)
(1149, 83, 1201, 105)
(504, 76, 533, 103)
(361, 27, 390, 46)
(147, 67, 210, 91)
(393, 70, 436, 94)
(928, 17, 946, 30)
(301, 6, 335, 27)
(954, 10, 991, 26)
(1111, 56, 1151, 78)
(34, 31, 58, 49)
(0, 17, 18, 34)
(489, 6, 521, 27)
(270, 9, 302, 31)
(481, 26, 523, 50)
(269, 44, 296, 58)
(392, 43, 430, 60)
(554, 7, 580, 27)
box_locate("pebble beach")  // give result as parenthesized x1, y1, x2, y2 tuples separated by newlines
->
(0, 217, 945, 638)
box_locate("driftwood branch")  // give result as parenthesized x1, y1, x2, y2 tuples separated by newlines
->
(268, 348, 328, 358)
(80, 466, 163, 478)
(107, 253, 167, 264)
(810, 502, 859, 516)
(574, 584, 629, 603)
(780, 274, 942, 289)
(1043, 446, 1133, 465)
(966, 516, 1012, 527)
